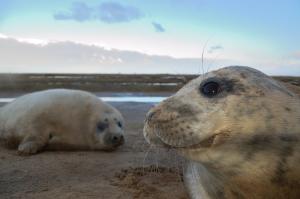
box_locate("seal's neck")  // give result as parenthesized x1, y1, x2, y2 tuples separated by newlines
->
(185, 161, 225, 199)
(189, 134, 300, 198)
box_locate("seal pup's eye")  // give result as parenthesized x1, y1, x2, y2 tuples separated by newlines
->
(201, 81, 221, 97)
(97, 122, 108, 132)
(117, 121, 123, 128)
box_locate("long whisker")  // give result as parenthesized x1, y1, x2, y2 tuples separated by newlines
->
(207, 52, 222, 74)
(155, 146, 160, 173)
(201, 39, 210, 76)
(174, 150, 182, 181)
(142, 144, 153, 173)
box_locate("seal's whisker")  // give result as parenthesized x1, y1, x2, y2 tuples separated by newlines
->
(181, 159, 187, 182)
(206, 52, 221, 74)
(136, 140, 150, 167)
(191, 163, 198, 182)
(155, 147, 160, 173)
(142, 144, 153, 174)
(140, 139, 147, 153)
(131, 136, 141, 150)
(200, 38, 212, 80)
(174, 151, 182, 181)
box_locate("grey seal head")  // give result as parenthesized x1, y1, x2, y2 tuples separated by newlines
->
(144, 66, 300, 199)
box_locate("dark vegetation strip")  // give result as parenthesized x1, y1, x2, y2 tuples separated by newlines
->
(0, 73, 298, 92)
(0, 73, 196, 92)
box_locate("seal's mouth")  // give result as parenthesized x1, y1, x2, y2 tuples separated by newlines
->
(103, 140, 124, 151)
(144, 127, 217, 150)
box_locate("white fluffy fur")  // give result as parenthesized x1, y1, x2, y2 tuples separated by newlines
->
(0, 89, 124, 154)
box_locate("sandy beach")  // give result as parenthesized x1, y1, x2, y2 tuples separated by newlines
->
(1, 81, 300, 199)
(0, 93, 190, 199)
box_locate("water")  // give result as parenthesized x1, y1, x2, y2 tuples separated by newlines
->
(0, 96, 166, 103)
(0, 98, 14, 103)
(100, 96, 166, 103)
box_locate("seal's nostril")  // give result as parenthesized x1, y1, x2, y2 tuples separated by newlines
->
(147, 111, 156, 122)
(113, 136, 119, 141)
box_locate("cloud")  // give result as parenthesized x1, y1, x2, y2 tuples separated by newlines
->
(292, 51, 300, 59)
(98, 2, 143, 23)
(0, 34, 203, 74)
(54, 1, 143, 23)
(54, 2, 92, 22)
(2, 34, 297, 75)
(0, 33, 8, 39)
(208, 45, 223, 53)
(152, 22, 165, 33)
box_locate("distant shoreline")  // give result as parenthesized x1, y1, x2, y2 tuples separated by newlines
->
(0, 73, 299, 92)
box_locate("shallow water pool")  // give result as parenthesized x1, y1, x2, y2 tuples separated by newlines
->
(0, 96, 167, 103)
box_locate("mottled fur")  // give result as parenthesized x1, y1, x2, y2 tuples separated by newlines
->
(0, 89, 124, 155)
(143, 66, 300, 199)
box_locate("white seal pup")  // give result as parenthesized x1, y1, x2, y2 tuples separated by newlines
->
(0, 89, 125, 155)
(144, 66, 300, 199)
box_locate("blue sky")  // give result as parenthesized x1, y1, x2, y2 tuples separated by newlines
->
(0, 0, 300, 75)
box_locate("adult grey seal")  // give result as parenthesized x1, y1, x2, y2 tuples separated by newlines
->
(143, 66, 300, 199)
(0, 89, 124, 155)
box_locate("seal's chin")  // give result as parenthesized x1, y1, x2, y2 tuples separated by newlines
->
(102, 142, 124, 152)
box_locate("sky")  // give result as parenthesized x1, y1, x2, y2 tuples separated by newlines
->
(0, 0, 300, 75)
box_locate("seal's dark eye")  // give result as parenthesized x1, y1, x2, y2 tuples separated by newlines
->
(201, 81, 221, 97)
(97, 122, 108, 132)
(117, 121, 122, 128)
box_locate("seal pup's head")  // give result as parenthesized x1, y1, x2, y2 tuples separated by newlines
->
(144, 66, 300, 163)
(88, 101, 125, 151)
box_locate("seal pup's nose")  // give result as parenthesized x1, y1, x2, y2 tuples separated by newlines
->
(111, 134, 124, 145)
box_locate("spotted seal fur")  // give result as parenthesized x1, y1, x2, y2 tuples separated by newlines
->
(144, 66, 300, 199)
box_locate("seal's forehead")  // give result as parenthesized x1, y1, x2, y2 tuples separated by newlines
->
(105, 106, 124, 121)
(177, 66, 277, 97)
(179, 66, 293, 98)
(212, 66, 269, 80)
(190, 66, 270, 86)
(183, 66, 253, 86)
